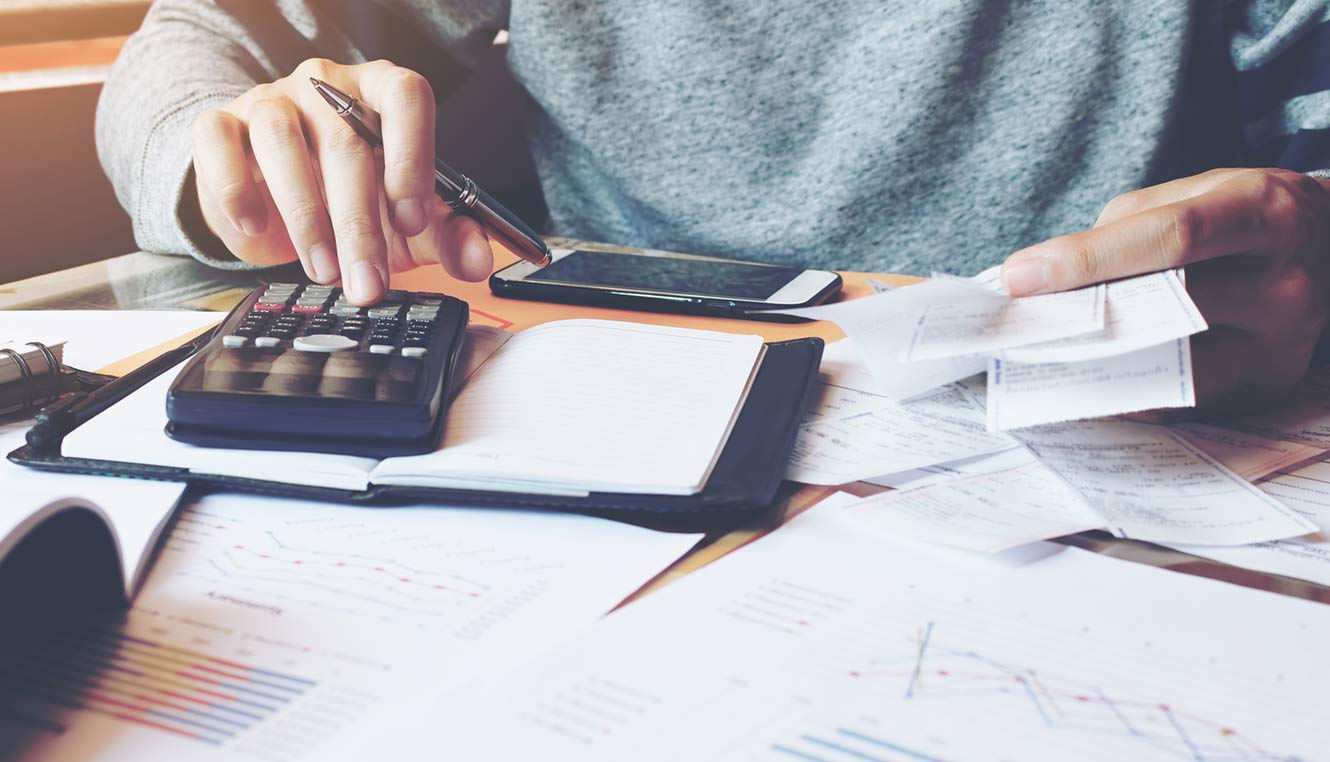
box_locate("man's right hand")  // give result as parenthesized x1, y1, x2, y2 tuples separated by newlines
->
(190, 58, 495, 305)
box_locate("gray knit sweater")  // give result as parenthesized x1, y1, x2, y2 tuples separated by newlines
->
(96, 0, 1330, 276)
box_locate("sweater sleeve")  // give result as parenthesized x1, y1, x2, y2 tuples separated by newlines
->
(95, 0, 508, 268)
(1228, 0, 1330, 173)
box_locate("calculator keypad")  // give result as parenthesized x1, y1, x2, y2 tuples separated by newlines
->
(219, 283, 452, 357)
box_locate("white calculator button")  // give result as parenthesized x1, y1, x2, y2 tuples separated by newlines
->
(401, 347, 428, 358)
(254, 337, 282, 348)
(293, 334, 359, 353)
(368, 344, 395, 355)
(221, 335, 249, 348)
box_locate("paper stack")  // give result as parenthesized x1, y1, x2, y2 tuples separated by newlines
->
(785, 306, 1330, 590)
(781, 267, 1207, 430)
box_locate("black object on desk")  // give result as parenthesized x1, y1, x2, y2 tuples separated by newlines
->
(164, 283, 469, 457)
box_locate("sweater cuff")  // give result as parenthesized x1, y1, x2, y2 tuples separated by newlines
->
(133, 87, 256, 270)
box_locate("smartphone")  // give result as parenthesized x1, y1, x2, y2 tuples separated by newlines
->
(489, 248, 842, 318)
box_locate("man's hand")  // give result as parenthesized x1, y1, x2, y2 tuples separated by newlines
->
(190, 58, 494, 305)
(999, 168, 1330, 419)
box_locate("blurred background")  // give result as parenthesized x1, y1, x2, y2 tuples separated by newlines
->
(0, 0, 146, 283)
(0, 0, 544, 286)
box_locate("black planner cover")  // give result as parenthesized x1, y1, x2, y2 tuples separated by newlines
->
(8, 338, 823, 532)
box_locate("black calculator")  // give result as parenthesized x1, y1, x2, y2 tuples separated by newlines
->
(166, 282, 469, 456)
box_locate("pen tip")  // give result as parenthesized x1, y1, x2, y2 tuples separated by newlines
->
(310, 77, 323, 87)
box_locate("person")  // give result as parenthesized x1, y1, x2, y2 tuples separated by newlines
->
(96, 1, 1330, 418)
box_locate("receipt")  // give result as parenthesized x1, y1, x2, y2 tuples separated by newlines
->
(902, 285, 1105, 362)
(786, 384, 1015, 486)
(1164, 457, 1330, 588)
(839, 461, 1103, 552)
(986, 338, 1195, 430)
(1002, 270, 1206, 364)
(1224, 367, 1330, 447)
(776, 279, 998, 399)
(1013, 420, 1316, 545)
(1172, 423, 1321, 481)
(867, 446, 1032, 490)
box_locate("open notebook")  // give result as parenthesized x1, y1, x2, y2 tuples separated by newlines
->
(59, 320, 767, 498)
(0, 421, 185, 613)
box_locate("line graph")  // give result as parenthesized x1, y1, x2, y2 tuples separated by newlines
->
(158, 505, 557, 630)
(832, 622, 1305, 762)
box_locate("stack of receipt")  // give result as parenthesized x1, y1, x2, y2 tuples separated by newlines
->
(782, 266, 1208, 430)
(784, 281, 1330, 587)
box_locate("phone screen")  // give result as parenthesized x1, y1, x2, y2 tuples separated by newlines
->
(525, 250, 804, 300)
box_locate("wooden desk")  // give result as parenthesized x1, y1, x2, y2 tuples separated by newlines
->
(5, 241, 1328, 606)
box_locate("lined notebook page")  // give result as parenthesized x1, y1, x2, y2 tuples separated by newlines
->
(371, 320, 765, 495)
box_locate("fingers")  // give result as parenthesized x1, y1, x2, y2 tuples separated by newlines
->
(245, 97, 339, 282)
(1003, 171, 1314, 296)
(1092, 169, 1242, 228)
(191, 109, 267, 238)
(356, 60, 437, 237)
(434, 197, 495, 281)
(304, 96, 390, 305)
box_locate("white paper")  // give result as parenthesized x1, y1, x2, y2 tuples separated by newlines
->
(371, 495, 1330, 762)
(1014, 419, 1316, 545)
(0, 423, 186, 597)
(1225, 367, 1330, 447)
(1002, 270, 1206, 363)
(903, 284, 1105, 361)
(987, 338, 1195, 430)
(1171, 422, 1321, 481)
(0, 493, 701, 761)
(1163, 456, 1330, 588)
(776, 279, 997, 398)
(839, 461, 1104, 552)
(866, 445, 1032, 490)
(372, 320, 764, 495)
(62, 360, 381, 491)
(786, 383, 1015, 485)
(0, 310, 223, 371)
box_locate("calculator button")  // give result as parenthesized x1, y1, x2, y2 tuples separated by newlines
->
(254, 337, 282, 348)
(293, 334, 359, 353)
(368, 307, 402, 319)
(252, 302, 287, 312)
(401, 347, 428, 358)
(221, 335, 249, 348)
(267, 282, 299, 289)
(292, 303, 324, 314)
(330, 305, 362, 317)
(379, 290, 409, 304)
(369, 344, 395, 355)
(412, 297, 443, 306)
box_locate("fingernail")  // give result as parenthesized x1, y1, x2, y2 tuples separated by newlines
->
(347, 260, 385, 303)
(308, 243, 338, 283)
(393, 198, 427, 233)
(1002, 258, 1048, 295)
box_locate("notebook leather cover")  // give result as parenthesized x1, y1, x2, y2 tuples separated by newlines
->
(9, 338, 824, 531)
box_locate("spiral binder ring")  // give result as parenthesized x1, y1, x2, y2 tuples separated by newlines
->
(0, 341, 63, 417)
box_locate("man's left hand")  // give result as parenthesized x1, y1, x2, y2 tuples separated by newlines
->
(1000, 168, 1330, 420)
